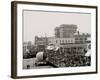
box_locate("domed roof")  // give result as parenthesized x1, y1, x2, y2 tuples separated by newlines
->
(36, 52, 44, 61)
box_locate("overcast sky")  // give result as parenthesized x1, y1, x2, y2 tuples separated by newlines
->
(23, 10, 91, 44)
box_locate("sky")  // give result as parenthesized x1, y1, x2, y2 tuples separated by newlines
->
(23, 10, 91, 44)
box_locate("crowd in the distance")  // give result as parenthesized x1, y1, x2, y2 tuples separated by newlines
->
(45, 47, 91, 67)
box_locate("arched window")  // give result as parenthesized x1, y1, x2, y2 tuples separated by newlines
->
(60, 40, 61, 43)
(56, 40, 57, 43)
(66, 40, 67, 43)
(62, 40, 64, 43)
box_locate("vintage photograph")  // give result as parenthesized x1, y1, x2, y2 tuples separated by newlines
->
(11, 1, 97, 78)
(23, 10, 91, 69)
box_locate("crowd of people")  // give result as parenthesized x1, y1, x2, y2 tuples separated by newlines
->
(45, 47, 91, 67)
(23, 43, 91, 68)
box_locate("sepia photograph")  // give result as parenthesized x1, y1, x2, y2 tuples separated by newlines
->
(23, 10, 91, 69)
(11, 1, 97, 78)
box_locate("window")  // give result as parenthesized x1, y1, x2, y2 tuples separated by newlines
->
(66, 40, 67, 43)
(85, 38, 87, 40)
(56, 40, 57, 43)
(63, 40, 64, 43)
(68, 40, 70, 43)
(60, 40, 61, 43)
(75, 38, 78, 40)
(80, 38, 83, 40)
(71, 40, 73, 43)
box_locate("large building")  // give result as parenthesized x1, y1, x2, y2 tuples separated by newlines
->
(35, 36, 48, 46)
(48, 33, 90, 54)
(74, 33, 91, 44)
(55, 24, 77, 38)
(35, 24, 91, 46)
(23, 41, 33, 55)
(48, 37, 75, 46)
(34, 24, 91, 55)
(34, 24, 91, 67)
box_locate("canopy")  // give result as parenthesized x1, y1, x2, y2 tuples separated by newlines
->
(46, 46, 55, 50)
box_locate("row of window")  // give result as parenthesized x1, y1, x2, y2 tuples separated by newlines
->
(75, 38, 87, 40)
(59, 40, 74, 43)
(49, 39, 74, 44)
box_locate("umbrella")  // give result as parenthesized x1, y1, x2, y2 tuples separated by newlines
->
(46, 46, 55, 50)
(85, 49, 91, 57)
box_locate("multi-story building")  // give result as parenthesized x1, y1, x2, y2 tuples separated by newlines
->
(55, 24, 77, 38)
(34, 24, 91, 56)
(48, 37, 75, 46)
(74, 33, 91, 44)
(48, 34, 90, 55)
(35, 36, 48, 46)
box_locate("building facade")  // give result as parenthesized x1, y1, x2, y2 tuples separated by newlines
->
(74, 33, 91, 44)
(34, 24, 91, 55)
(55, 24, 77, 38)
(35, 36, 48, 46)
(48, 37, 75, 46)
